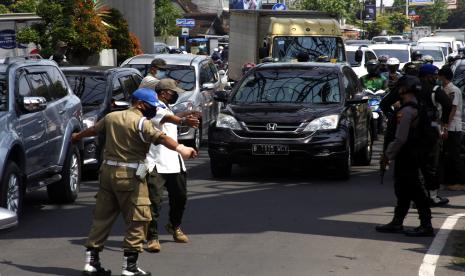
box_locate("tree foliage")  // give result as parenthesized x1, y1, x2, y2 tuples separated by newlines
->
(389, 12, 409, 34)
(155, 0, 182, 38)
(417, 0, 449, 30)
(107, 8, 142, 64)
(299, 0, 359, 20)
(440, 0, 465, 28)
(10, 0, 38, 13)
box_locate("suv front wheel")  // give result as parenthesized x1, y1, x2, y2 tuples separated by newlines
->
(1, 162, 23, 216)
(47, 144, 81, 203)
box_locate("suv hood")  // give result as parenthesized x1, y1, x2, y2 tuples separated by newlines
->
(227, 103, 343, 123)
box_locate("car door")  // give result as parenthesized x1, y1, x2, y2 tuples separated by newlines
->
(118, 73, 139, 96)
(16, 69, 48, 175)
(345, 67, 369, 149)
(110, 74, 131, 110)
(199, 61, 217, 133)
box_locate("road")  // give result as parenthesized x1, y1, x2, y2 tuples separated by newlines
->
(1, 141, 465, 276)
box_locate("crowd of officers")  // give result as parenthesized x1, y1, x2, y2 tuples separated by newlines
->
(365, 51, 465, 237)
(73, 58, 200, 276)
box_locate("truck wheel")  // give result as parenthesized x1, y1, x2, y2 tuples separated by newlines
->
(1, 162, 23, 216)
(354, 129, 372, 166)
(47, 144, 81, 203)
(210, 158, 232, 178)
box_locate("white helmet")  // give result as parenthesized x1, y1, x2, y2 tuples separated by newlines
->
(386, 57, 400, 65)
(213, 47, 219, 52)
(422, 55, 434, 64)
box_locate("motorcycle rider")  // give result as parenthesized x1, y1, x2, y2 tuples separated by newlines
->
(360, 59, 387, 91)
(378, 55, 389, 74)
(403, 50, 424, 76)
(422, 55, 434, 65)
(382, 57, 402, 90)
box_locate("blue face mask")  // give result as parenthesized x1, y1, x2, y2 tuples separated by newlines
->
(155, 70, 166, 79)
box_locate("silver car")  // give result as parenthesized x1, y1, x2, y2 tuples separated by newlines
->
(121, 54, 222, 149)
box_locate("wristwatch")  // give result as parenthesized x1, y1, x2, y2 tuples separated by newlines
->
(180, 117, 186, 126)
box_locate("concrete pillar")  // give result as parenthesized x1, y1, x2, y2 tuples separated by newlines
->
(103, 0, 154, 54)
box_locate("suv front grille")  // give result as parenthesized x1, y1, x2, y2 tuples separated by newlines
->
(235, 122, 310, 139)
(242, 122, 303, 132)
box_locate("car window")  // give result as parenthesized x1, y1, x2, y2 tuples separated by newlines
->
(18, 73, 32, 97)
(46, 66, 68, 100)
(342, 68, 356, 99)
(132, 74, 142, 88)
(199, 64, 211, 85)
(0, 75, 6, 111)
(27, 73, 52, 101)
(233, 69, 341, 104)
(112, 76, 126, 101)
(126, 64, 149, 76)
(165, 65, 196, 91)
(371, 49, 410, 63)
(208, 63, 219, 82)
(119, 75, 138, 97)
(66, 74, 107, 106)
(365, 51, 377, 62)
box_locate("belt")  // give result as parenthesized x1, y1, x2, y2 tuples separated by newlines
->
(103, 160, 139, 169)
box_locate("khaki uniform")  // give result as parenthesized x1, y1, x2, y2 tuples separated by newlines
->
(85, 107, 164, 252)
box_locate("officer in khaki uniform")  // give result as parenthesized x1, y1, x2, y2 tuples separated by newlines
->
(72, 88, 197, 276)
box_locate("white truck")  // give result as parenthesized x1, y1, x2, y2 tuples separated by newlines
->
(228, 10, 346, 81)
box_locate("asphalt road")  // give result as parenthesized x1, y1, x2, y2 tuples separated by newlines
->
(1, 141, 465, 276)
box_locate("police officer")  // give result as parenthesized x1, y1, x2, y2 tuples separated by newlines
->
(72, 88, 197, 276)
(403, 50, 424, 76)
(380, 64, 451, 207)
(376, 76, 434, 237)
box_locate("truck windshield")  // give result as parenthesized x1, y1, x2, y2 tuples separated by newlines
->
(272, 36, 346, 62)
(0, 75, 6, 111)
(232, 69, 341, 104)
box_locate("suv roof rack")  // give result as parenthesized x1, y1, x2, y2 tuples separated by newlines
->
(4, 54, 43, 64)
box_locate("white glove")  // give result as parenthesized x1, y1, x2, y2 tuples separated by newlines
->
(176, 144, 198, 159)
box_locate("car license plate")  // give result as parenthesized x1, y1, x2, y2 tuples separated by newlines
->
(252, 144, 289, 155)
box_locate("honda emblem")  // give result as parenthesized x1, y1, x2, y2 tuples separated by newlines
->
(266, 123, 278, 131)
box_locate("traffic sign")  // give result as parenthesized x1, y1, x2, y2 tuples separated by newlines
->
(272, 3, 286, 10)
(176, 18, 195, 28)
(181, 27, 189, 37)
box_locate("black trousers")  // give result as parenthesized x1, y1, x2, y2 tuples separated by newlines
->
(443, 131, 465, 185)
(420, 139, 441, 191)
(393, 160, 432, 226)
(146, 169, 187, 240)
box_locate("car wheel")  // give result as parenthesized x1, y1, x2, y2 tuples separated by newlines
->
(187, 126, 202, 150)
(1, 162, 23, 216)
(354, 128, 372, 166)
(47, 144, 81, 203)
(334, 140, 351, 180)
(210, 158, 232, 178)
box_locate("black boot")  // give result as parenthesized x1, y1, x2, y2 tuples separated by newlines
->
(404, 225, 435, 237)
(122, 251, 151, 276)
(375, 220, 404, 233)
(83, 249, 111, 276)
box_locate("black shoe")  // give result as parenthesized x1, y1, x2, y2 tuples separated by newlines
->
(375, 222, 404, 233)
(83, 250, 111, 276)
(429, 196, 449, 207)
(404, 225, 435, 237)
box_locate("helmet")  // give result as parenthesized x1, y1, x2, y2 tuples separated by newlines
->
(242, 63, 255, 75)
(213, 48, 219, 52)
(422, 55, 434, 64)
(365, 59, 380, 74)
(419, 63, 439, 76)
(378, 55, 389, 64)
(387, 57, 400, 66)
(411, 50, 423, 61)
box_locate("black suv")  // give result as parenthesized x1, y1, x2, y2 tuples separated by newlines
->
(61, 66, 142, 170)
(0, 58, 83, 216)
(209, 62, 373, 179)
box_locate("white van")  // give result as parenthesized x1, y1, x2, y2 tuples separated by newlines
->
(418, 36, 458, 55)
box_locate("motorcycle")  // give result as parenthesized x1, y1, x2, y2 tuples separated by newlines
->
(363, 89, 386, 140)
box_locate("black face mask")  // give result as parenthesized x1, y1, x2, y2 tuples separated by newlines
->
(140, 104, 157, 119)
(168, 92, 179, 105)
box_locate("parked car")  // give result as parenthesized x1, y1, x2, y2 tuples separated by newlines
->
(345, 39, 373, 46)
(121, 54, 222, 149)
(0, 58, 83, 217)
(410, 45, 446, 68)
(372, 36, 391, 44)
(418, 36, 458, 55)
(209, 62, 373, 179)
(368, 44, 411, 70)
(345, 45, 378, 78)
(154, 42, 170, 54)
(62, 66, 143, 170)
(0, 207, 17, 230)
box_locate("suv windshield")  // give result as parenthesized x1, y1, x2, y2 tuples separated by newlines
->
(0, 75, 6, 111)
(414, 49, 444, 61)
(66, 74, 107, 106)
(165, 65, 196, 91)
(232, 69, 341, 104)
(272, 36, 346, 62)
(371, 49, 409, 63)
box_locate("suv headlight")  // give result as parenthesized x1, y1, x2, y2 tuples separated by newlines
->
(304, 115, 340, 132)
(172, 101, 194, 113)
(216, 113, 241, 130)
(83, 115, 97, 129)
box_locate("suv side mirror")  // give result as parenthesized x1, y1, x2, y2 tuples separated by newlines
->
(202, 83, 215, 90)
(213, 90, 229, 103)
(355, 49, 363, 63)
(22, 96, 47, 113)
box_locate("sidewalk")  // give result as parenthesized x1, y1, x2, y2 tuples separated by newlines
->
(435, 210, 465, 275)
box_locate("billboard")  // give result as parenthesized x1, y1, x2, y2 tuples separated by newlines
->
(409, 0, 434, 6)
(230, 0, 263, 9)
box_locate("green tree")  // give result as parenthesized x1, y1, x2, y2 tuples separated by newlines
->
(10, 0, 38, 13)
(155, 0, 182, 39)
(389, 12, 409, 34)
(107, 8, 141, 64)
(365, 14, 391, 38)
(0, 4, 9, 14)
(440, 0, 465, 28)
(391, 0, 406, 14)
(299, 0, 359, 20)
(418, 0, 449, 30)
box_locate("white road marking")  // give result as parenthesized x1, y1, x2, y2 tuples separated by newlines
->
(419, 213, 465, 276)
